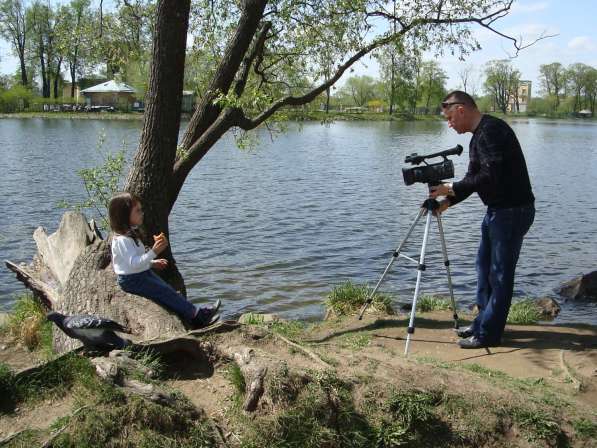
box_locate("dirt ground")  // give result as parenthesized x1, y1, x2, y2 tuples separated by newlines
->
(1, 311, 596, 443)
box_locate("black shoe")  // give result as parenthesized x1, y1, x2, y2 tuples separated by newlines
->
(458, 336, 493, 349)
(456, 325, 474, 338)
(191, 308, 220, 329)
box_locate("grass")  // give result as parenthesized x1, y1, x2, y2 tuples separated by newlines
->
(0, 353, 97, 415)
(124, 347, 165, 382)
(240, 312, 268, 325)
(270, 320, 306, 340)
(507, 299, 542, 324)
(325, 281, 394, 317)
(572, 417, 597, 439)
(511, 407, 564, 443)
(225, 362, 246, 400)
(338, 333, 371, 350)
(51, 394, 218, 448)
(2, 293, 53, 353)
(416, 295, 452, 312)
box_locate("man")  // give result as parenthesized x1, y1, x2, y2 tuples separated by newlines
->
(430, 91, 535, 349)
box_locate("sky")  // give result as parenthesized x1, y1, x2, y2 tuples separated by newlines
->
(2, 0, 597, 96)
(351, 0, 597, 94)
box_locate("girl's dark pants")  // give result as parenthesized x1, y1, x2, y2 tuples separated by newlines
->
(117, 270, 196, 322)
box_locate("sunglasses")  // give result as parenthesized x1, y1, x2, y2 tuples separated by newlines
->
(441, 101, 464, 109)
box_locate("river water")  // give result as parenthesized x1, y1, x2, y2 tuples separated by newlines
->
(1, 117, 596, 325)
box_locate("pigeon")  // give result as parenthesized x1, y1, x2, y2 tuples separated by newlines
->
(47, 312, 132, 350)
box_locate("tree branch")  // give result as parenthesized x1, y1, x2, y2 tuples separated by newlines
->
(233, 21, 271, 97)
(178, 0, 268, 153)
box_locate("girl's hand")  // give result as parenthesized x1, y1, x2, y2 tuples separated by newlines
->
(151, 259, 168, 270)
(152, 233, 168, 255)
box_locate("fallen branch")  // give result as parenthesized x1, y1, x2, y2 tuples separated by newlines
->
(5, 260, 59, 309)
(0, 429, 29, 446)
(40, 405, 89, 448)
(273, 332, 331, 368)
(559, 350, 584, 392)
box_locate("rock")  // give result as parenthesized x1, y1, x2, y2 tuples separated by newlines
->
(556, 271, 597, 301)
(400, 303, 412, 311)
(534, 297, 561, 318)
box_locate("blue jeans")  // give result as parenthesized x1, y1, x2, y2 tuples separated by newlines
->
(117, 270, 197, 322)
(472, 204, 535, 344)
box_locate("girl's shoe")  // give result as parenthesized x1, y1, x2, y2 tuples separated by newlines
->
(191, 307, 220, 329)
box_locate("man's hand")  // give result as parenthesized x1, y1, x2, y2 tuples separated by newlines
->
(151, 259, 168, 270)
(429, 183, 453, 199)
(433, 199, 450, 216)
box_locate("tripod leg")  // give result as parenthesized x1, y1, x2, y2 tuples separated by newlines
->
(358, 208, 426, 320)
(436, 214, 459, 329)
(404, 210, 433, 356)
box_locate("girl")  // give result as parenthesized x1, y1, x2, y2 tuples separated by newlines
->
(108, 192, 220, 329)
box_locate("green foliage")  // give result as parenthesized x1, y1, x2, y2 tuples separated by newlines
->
(416, 295, 451, 312)
(0, 85, 35, 113)
(572, 417, 597, 439)
(326, 281, 394, 317)
(507, 299, 541, 325)
(58, 130, 127, 228)
(484, 59, 521, 114)
(3, 293, 52, 353)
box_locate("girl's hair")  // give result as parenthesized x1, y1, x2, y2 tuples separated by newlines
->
(108, 192, 143, 244)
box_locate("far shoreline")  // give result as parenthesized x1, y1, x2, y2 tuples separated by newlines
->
(3, 110, 594, 123)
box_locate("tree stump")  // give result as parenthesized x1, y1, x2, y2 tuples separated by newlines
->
(6, 212, 187, 354)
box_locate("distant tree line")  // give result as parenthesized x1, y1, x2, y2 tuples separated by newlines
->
(0, 0, 595, 118)
(323, 58, 597, 117)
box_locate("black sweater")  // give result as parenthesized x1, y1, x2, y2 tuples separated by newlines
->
(449, 114, 535, 208)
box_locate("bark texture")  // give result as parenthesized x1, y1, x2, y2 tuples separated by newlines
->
(7, 212, 187, 354)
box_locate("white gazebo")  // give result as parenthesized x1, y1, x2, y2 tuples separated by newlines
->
(81, 80, 137, 109)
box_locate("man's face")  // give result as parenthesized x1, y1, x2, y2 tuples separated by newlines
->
(442, 100, 467, 134)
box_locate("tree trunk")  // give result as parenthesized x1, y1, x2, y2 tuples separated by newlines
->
(53, 57, 62, 99)
(124, 0, 191, 293)
(39, 43, 50, 98)
(18, 46, 28, 86)
(70, 62, 76, 98)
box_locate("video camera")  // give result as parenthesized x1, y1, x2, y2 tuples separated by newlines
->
(402, 144, 463, 186)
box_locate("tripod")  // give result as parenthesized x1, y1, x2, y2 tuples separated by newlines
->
(358, 185, 459, 356)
